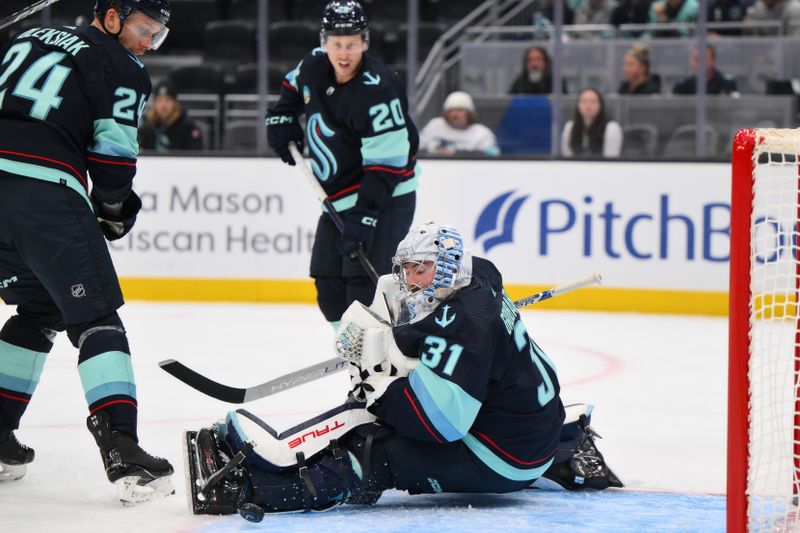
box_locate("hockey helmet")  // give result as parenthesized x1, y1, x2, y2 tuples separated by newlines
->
(390, 223, 473, 326)
(320, 1, 369, 49)
(95, 0, 171, 49)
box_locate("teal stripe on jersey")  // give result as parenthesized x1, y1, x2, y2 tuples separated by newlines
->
(90, 119, 138, 159)
(393, 173, 419, 197)
(285, 59, 303, 91)
(78, 351, 136, 402)
(462, 433, 554, 481)
(84, 381, 137, 404)
(0, 157, 91, 209)
(326, 175, 420, 213)
(408, 364, 481, 442)
(361, 128, 410, 168)
(0, 340, 47, 391)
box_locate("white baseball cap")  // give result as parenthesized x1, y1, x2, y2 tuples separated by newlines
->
(443, 91, 475, 112)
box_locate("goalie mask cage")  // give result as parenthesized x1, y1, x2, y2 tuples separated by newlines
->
(729, 128, 800, 532)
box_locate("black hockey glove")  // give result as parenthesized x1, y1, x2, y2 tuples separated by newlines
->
(266, 111, 304, 165)
(341, 207, 378, 258)
(92, 191, 142, 241)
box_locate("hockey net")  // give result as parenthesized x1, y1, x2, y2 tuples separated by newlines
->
(729, 128, 800, 533)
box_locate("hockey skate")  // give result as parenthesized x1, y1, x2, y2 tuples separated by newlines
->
(87, 411, 175, 506)
(184, 427, 249, 515)
(0, 419, 34, 482)
(535, 412, 623, 491)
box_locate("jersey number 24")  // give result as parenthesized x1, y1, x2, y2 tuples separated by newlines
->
(0, 42, 145, 123)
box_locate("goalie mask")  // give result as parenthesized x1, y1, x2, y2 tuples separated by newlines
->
(390, 223, 472, 326)
(95, 0, 171, 50)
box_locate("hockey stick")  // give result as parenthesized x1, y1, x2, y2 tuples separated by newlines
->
(159, 272, 602, 403)
(0, 0, 62, 31)
(288, 142, 380, 284)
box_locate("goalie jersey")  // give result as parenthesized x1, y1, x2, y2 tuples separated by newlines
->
(371, 257, 566, 482)
(0, 25, 150, 207)
(271, 49, 419, 213)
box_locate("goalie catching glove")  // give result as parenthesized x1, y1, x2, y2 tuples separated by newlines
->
(335, 300, 417, 406)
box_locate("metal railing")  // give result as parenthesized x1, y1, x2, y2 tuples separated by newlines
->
(464, 21, 785, 38)
(414, 0, 535, 124)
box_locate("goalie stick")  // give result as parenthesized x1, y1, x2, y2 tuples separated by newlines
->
(160, 272, 602, 403)
(288, 142, 380, 284)
(0, 0, 62, 31)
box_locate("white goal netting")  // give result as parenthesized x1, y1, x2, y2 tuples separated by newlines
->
(746, 129, 800, 532)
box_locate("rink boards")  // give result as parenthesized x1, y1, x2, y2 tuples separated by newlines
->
(107, 157, 732, 315)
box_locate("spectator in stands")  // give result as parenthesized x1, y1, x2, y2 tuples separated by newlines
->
(573, 0, 619, 38)
(139, 82, 203, 152)
(618, 44, 661, 94)
(561, 88, 623, 158)
(611, 0, 654, 36)
(648, 0, 699, 36)
(139, 82, 204, 152)
(672, 44, 738, 95)
(531, 0, 575, 38)
(707, 0, 748, 35)
(746, 0, 800, 35)
(508, 47, 567, 95)
(419, 91, 500, 156)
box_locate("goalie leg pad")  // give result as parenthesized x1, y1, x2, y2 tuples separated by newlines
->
(245, 439, 366, 514)
(223, 401, 377, 473)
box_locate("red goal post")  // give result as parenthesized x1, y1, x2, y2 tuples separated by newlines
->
(728, 128, 800, 533)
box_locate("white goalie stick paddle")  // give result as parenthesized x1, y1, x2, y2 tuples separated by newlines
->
(0, 0, 62, 31)
(159, 272, 603, 403)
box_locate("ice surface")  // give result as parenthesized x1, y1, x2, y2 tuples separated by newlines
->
(0, 302, 727, 532)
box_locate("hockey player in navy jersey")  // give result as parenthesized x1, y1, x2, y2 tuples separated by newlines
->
(184, 223, 621, 520)
(266, 0, 418, 328)
(0, 0, 174, 505)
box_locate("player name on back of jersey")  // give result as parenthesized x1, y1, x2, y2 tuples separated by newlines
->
(16, 27, 90, 57)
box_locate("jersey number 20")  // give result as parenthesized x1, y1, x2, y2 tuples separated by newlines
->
(369, 98, 405, 133)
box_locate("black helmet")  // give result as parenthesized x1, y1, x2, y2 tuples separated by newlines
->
(320, 1, 369, 45)
(95, 0, 171, 26)
(94, 0, 171, 49)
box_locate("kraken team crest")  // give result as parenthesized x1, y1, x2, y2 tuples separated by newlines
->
(306, 113, 338, 181)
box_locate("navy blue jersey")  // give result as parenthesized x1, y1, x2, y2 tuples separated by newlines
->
(271, 49, 418, 213)
(0, 25, 150, 208)
(370, 257, 566, 483)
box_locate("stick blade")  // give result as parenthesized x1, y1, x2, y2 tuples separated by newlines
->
(159, 359, 246, 404)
